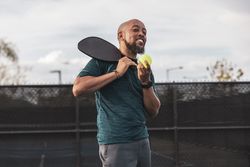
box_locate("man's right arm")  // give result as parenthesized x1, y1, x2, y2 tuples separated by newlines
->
(72, 72, 118, 97)
(72, 57, 137, 97)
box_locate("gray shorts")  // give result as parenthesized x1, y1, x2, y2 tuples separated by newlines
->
(99, 138, 151, 167)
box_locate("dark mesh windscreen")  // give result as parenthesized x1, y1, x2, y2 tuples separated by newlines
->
(0, 82, 249, 167)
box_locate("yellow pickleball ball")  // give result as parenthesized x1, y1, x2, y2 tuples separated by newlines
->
(138, 54, 152, 68)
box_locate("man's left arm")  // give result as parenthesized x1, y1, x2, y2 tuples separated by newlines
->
(142, 86, 161, 118)
(137, 63, 161, 118)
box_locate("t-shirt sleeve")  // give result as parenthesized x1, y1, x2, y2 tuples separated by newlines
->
(78, 58, 102, 77)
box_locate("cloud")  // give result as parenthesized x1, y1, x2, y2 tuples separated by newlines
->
(22, 51, 87, 84)
(213, 0, 250, 14)
(1, 0, 250, 83)
(38, 50, 62, 64)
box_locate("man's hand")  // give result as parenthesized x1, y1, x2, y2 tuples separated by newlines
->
(137, 61, 151, 84)
(116, 57, 137, 77)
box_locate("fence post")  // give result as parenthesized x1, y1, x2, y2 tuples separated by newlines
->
(173, 87, 180, 167)
(75, 98, 81, 167)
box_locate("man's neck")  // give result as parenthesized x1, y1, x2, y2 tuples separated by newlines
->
(119, 47, 137, 59)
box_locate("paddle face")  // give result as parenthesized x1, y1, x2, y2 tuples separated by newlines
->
(78, 37, 121, 61)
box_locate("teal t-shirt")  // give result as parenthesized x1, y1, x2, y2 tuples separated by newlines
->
(78, 58, 154, 144)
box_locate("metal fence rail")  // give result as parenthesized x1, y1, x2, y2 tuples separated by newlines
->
(0, 82, 249, 167)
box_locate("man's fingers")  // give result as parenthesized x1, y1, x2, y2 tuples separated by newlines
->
(137, 63, 145, 71)
(138, 62, 151, 72)
(129, 61, 137, 66)
(116, 57, 138, 77)
(145, 61, 151, 70)
(119, 57, 136, 65)
(121, 57, 137, 66)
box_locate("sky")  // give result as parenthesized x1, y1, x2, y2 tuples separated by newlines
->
(0, 0, 249, 84)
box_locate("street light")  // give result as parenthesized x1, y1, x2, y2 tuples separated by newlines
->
(50, 70, 62, 84)
(166, 66, 183, 81)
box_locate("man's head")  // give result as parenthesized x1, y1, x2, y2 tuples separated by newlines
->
(117, 19, 147, 56)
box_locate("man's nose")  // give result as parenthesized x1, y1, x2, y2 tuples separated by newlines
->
(138, 30, 145, 37)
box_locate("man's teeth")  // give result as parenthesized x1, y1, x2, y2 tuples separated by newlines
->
(137, 39, 144, 44)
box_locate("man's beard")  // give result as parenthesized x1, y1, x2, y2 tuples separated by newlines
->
(125, 40, 145, 55)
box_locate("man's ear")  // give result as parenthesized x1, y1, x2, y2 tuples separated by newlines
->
(118, 31, 124, 41)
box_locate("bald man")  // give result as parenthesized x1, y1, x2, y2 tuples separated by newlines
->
(73, 19, 161, 167)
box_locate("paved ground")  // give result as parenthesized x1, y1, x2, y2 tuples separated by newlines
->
(0, 132, 249, 167)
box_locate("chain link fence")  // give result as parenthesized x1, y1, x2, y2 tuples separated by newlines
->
(0, 82, 249, 167)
